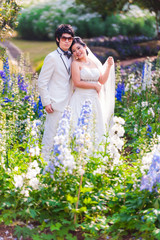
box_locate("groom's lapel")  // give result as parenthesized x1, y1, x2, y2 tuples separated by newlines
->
(57, 49, 70, 75)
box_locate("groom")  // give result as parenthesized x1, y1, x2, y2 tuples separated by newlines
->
(38, 24, 74, 162)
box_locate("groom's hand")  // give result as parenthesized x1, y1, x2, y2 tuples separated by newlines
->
(45, 104, 54, 113)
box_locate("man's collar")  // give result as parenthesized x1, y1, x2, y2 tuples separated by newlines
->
(58, 47, 71, 54)
(58, 47, 72, 59)
(58, 47, 64, 54)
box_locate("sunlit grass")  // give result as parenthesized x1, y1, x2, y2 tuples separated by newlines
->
(10, 38, 57, 70)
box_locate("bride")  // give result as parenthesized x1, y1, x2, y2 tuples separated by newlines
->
(69, 37, 115, 143)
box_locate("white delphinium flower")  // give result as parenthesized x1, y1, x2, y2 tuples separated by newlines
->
(21, 188, 29, 197)
(142, 59, 152, 91)
(45, 106, 75, 174)
(26, 160, 41, 179)
(77, 166, 85, 175)
(29, 178, 39, 190)
(29, 145, 40, 156)
(31, 129, 37, 136)
(0, 157, 6, 169)
(110, 123, 125, 138)
(107, 116, 125, 167)
(103, 156, 109, 163)
(128, 73, 135, 85)
(14, 166, 19, 171)
(148, 107, 155, 118)
(14, 175, 24, 188)
(113, 116, 125, 125)
(30, 160, 39, 168)
(93, 166, 106, 175)
(141, 101, 148, 108)
(140, 138, 160, 174)
(134, 124, 138, 134)
(113, 152, 121, 165)
(110, 135, 124, 150)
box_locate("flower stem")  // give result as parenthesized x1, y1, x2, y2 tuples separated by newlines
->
(74, 171, 84, 224)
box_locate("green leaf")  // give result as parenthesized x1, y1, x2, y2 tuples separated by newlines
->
(65, 233, 77, 240)
(81, 187, 93, 193)
(32, 235, 42, 240)
(50, 222, 62, 231)
(153, 228, 160, 238)
(66, 194, 78, 204)
(154, 199, 160, 209)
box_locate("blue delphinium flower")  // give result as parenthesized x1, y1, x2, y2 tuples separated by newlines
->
(77, 99, 92, 129)
(147, 124, 152, 132)
(147, 124, 152, 138)
(3, 97, 13, 103)
(74, 100, 92, 150)
(30, 99, 38, 113)
(136, 148, 140, 153)
(141, 62, 145, 82)
(0, 70, 5, 78)
(1, 57, 11, 94)
(140, 151, 160, 192)
(37, 96, 43, 118)
(115, 82, 125, 102)
(45, 106, 75, 175)
(22, 95, 30, 101)
(18, 74, 28, 93)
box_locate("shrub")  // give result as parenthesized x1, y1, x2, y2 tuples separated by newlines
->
(17, 0, 156, 40)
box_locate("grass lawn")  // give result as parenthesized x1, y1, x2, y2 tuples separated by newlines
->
(11, 38, 57, 70)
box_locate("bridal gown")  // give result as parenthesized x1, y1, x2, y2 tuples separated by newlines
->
(69, 67, 106, 143)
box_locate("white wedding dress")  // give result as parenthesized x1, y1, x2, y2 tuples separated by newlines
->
(69, 67, 106, 143)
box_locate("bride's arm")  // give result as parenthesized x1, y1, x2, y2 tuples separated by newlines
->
(99, 57, 114, 85)
(71, 61, 101, 93)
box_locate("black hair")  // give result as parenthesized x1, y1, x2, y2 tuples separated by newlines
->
(70, 36, 88, 55)
(55, 24, 75, 46)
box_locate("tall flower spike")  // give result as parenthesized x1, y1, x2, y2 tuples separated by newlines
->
(141, 59, 152, 91)
(45, 106, 75, 175)
(2, 56, 11, 94)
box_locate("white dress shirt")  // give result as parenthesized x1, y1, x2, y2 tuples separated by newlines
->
(58, 47, 72, 72)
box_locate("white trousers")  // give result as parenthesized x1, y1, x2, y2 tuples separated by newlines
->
(41, 110, 62, 162)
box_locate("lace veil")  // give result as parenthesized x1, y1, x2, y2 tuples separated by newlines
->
(87, 47, 115, 130)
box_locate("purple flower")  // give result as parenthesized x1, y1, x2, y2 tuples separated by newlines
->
(3, 97, 13, 103)
(115, 82, 125, 102)
(140, 152, 160, 192)
(136, 148, 140, 153)
(147, 124, 152, 132)
(18, 74, 28, 93)
(22, 95, 30, 101)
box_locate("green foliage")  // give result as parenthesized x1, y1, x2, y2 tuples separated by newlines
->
(0, 52, 160, 239)
(17, 0, 156, 40)
(0, 0, 20, 40)
(75, 0, 160, 36)
(75, 0, 126, 18)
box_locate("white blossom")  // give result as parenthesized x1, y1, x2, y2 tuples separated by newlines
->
(148, 107, 155, 117)
(29, 178, 39, 190)
(14, 175, 23, 188)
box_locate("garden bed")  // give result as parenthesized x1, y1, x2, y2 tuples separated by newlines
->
(0, 42, 160, 240)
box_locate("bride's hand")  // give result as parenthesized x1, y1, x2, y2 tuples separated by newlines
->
(95, 82, 102, 94)
(107, 56, 114, 67)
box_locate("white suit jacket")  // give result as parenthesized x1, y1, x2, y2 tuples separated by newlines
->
(38, 48, 72, 112)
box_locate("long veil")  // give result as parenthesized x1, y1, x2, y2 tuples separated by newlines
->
(87, 47, 115, 130)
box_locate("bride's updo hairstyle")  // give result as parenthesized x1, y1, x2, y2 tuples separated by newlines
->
(70, 36, 89, 55)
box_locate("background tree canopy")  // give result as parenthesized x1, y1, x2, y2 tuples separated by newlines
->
(75, 0, 160, 36)
(0, 0, 20, 40)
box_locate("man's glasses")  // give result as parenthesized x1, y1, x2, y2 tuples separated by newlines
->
(60, 36, 73, 42)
